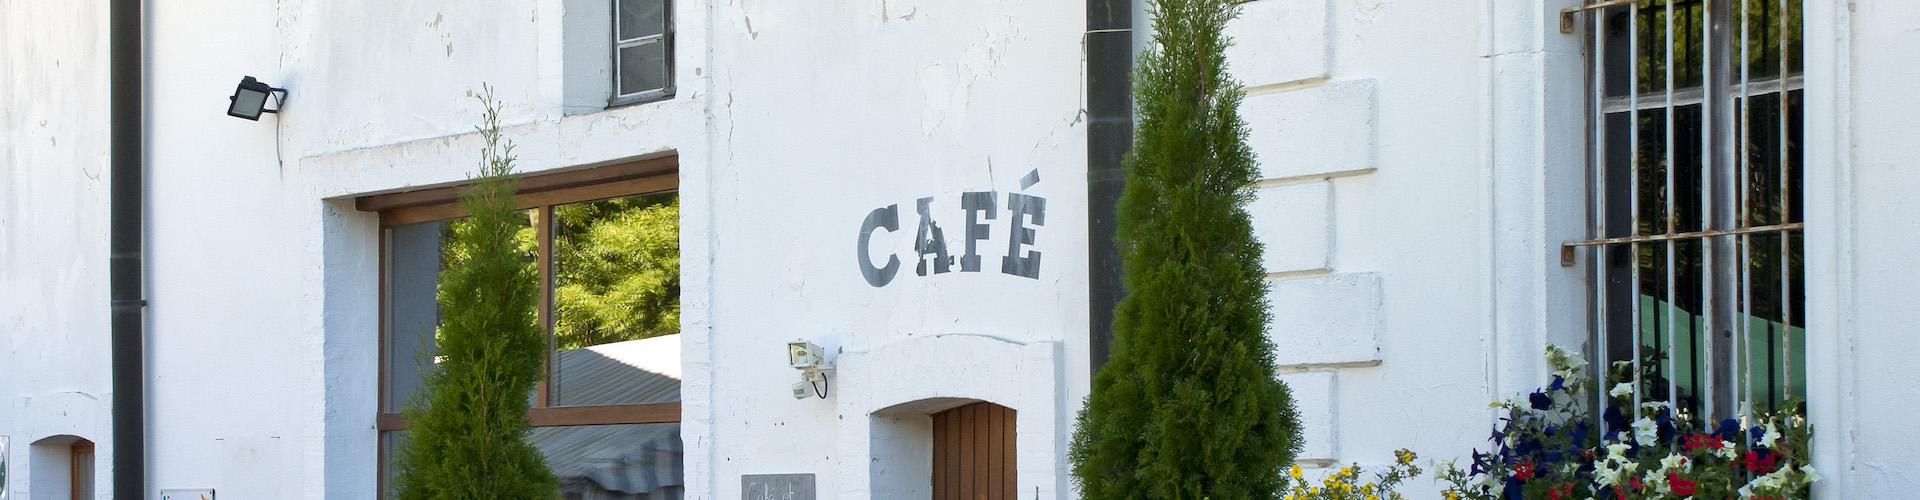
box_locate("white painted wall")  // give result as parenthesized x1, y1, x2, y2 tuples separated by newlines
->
(0, 0, 116, 497)
(6, 0, 1918, 499)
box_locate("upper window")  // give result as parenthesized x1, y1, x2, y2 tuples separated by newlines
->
(360, 156, 683, 499)
(1569, 0, 1803, 421)
(612, 0, 673, 105)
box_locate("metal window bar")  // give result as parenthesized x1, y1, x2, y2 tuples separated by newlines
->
(1569, 0, 1804, 428)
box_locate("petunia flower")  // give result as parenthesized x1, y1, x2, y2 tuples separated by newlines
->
(1633, 417, 1660, 446)
(1761, 422, 1782, 448)
(1610, 382, 1634, 398)
(1668, 471, 1698, 495)
(1531, 390, 1553, 410)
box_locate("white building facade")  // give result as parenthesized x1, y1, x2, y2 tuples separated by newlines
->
(1, 0, 1914, 498)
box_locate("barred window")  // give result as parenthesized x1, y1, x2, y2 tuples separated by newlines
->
(1568, 0, 1804, 421)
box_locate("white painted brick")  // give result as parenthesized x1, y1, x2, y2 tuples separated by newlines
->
(1225, 0, 1331, 88)
(1244, 79, 1378, 182)
(1268, 272, 1382, 366)
(1278, 370, 1336, 461)
(1248, 182, 1330, 274)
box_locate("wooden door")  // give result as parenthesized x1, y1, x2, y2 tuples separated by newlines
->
(932, 402, 1016, 500)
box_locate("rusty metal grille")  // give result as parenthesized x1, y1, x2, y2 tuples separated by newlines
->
(1566, 0, 1804, 424)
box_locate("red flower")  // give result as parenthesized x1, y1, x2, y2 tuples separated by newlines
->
(1513, 461, 1535, 480)
(1683, 433, 1723, 450)
(1746, 450, 1780, 474)
(1629, 474, 1644, 490)
(1669, 471, 1698, 496)
(1548, 485, 1564, 499)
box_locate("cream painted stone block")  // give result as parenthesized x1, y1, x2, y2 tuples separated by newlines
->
(1269, 272, 1382, 367)
(1245, 79, 1378, 182)
(1277, 370, 1336, 461)
(1249, 182, 1331, 274)
(1224, 0, 1331, 88)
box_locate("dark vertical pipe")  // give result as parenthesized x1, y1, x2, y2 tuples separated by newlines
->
(110, 0, 146, 497)
(1086, 0, 1131, 375)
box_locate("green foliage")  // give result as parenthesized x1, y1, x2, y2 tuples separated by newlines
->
(391, 87, 559, 500)
(553, 193, 680, 350)
(1070, 0, 1303, 498)
(1281, 450, 1421, 500)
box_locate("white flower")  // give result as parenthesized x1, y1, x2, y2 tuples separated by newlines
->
(1715, 442, 1738, 460)
(1610, 382, 1635, 398)
(1633, 417, 1660, 446)
(1595, 464, 1623, 487)
(1607, 442, 1632, 460)
(1802, 465, 1822, 483)
(1761, 422, 1782, 448)
(1659, 452, 1690, 473)
(1547, 345, 1589, 378)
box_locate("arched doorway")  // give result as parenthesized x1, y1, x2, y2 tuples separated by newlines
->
(931, 402, 1015, 500)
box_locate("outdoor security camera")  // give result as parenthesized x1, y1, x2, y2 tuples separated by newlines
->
(788, 341, 824, 368)
(787, 340, 832, 399)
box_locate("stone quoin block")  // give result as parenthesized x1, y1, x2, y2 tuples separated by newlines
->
(1248, 182, 1331, 274)
(1268, 272, 1383, 367)
(1277, 370, 1336, 462)
(1244, 79, 1379, 182)
(1224, 0, 1331, 88)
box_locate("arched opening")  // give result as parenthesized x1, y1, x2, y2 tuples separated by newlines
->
(28, 435, 94, 500)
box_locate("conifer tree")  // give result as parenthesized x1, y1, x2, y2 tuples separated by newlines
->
(1070, 0, 1302, 498)
(392, 89, 559, 500)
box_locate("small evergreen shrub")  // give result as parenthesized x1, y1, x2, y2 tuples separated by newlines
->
(1069, 0, 1304, 498)
(390, 88, 559, 500)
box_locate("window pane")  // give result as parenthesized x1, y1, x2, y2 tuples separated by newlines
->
(533, 423, 685, 500)
(617, 41, 670, 97)
(384, 212, 538, 412)
(551, 193, 681, 406)
(617, 0, 665, 41)
(385, 220, 447, 413)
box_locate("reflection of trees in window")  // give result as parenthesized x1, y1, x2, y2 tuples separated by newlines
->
(434, 211, 541, 344)
(554, 193, 680, 351)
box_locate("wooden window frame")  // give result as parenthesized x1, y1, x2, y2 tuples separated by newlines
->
(365, 153, 682, 430)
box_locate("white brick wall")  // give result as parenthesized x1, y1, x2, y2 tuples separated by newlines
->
(1249, 182, 1332, 274)
(1244, 79, 1378, 182)
(1277, 370, 1337, 462)
(1267, 272, 1383, 368)
(1224, 0, 1331, 88)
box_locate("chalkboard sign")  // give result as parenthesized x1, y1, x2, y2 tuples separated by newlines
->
(741, 473, 815, 500)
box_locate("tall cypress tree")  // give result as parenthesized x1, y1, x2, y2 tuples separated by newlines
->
(1070, 0, 1302, 498)
(392, 89, 559, 500)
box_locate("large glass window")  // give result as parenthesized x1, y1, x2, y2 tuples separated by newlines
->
(367, 158, 682, 499)
(1570, 0, 1803, 422)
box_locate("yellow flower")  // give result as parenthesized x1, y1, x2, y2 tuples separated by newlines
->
(1290, 465, 1304, 480)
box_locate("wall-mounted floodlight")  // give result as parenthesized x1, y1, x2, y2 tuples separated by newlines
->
(227, 76, 287, 120)
(787, 340, 832, 399)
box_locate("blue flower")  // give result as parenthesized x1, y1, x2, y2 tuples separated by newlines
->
(1530, 390, 1553, 410)
(1714, 418, 1741, 441)
(1603, 405, 1627, 432)
(1549, 375, 1566, 392)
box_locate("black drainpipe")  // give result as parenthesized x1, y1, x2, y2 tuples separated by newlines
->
(110, 0, 146, 497)
(1086, 0, 1131, 374)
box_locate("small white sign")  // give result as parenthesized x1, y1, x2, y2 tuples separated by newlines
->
(160, 489, 215, 500)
